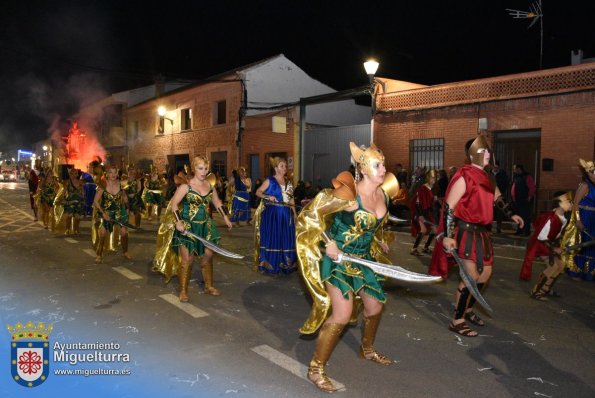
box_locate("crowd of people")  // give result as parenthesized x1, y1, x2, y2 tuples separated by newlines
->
(23, 140, 594, 394)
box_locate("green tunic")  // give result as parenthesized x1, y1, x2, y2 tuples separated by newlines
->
(321, 195, 387, 303)
(125, 180, 144, 213)
(172, 186, 221, 256)
(99, 190, 128, 233)
(41, 182, 57, 206)
(64, 181, 85, 215)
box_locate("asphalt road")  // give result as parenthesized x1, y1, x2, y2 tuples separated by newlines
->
(0, 182, 593, 398)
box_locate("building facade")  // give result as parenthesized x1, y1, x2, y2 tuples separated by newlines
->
(374, 63, 595, 213)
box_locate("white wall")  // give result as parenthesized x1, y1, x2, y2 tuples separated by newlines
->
(244, 55, 370, 126)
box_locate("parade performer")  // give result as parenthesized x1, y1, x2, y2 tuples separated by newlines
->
(409, 169, 437, 256)
(230, 166, 252, 226)
(83, 158, 103, 216)
(27, 162, 40, 221)
(565, 159, 595, 281)
(123, 166, 144, 228)
(143, 167, 164, 221)
(433, 136, 523, 337)
(153, 155, 232, 302)
(60, 168, 85, 235)
(92, 166, 131, 263)
(517, 191, 572, 298)
(254, 156, 298, 274)
(297, 142, 400, 393)
(39, 170, 61, 230)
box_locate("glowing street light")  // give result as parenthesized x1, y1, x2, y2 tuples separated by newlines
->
(363, 59, 380, 141)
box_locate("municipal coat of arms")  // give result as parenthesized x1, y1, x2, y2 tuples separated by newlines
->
(7, 321, 53, 387)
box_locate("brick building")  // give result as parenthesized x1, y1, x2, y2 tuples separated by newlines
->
(123, 54, 370, 181)
(374, 63, 595, 212)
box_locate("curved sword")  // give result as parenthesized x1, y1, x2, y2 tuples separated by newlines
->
(333, 253, 442, 283)
(182, 230, 244, 259)
(388, 215, 408, 223)
(107, 218, 139, 230)
(450, 251, 493, 313)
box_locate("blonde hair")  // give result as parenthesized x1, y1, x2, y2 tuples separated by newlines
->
(191, 155, 210, 172)
(269, 156, 286, 168)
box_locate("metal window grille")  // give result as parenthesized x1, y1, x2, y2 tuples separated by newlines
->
(409, 138, 444, 171)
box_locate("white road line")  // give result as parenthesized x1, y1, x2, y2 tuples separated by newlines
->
(65, 238, 78, 244)
(83, 249, 96, 257)
(112, 266, 143, 280)
(494, 255, 522, 261)
(158, 294, 209, 318)
(251, 344, 346, 392)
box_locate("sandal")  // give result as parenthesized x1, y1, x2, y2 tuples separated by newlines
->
(464, 311, 485, 326)
(448, 321, 478, 337)
(422, 247, 432, 254)
(410, 248, 422, 256)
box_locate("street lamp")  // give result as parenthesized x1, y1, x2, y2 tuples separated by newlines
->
(157, 106, 174, 134)
(363, 59, 379, 141)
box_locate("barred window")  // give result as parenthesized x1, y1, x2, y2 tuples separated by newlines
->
(409, 138, 444, 171)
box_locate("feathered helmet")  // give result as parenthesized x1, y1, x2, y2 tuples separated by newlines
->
(349, 142, 384, 179)
(579, 158, 595, 174)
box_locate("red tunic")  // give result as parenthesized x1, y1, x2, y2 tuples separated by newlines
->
(410, 184, 435, 236)
(519, 210, 564, 281)
(428, 165, 495, 278)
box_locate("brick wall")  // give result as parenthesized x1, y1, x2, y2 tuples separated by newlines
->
(375, 90, 595, 211)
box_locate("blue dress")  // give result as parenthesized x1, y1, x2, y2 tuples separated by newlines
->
(568, 179, 595, 281)
(230, 176, 251, 222)
(258, 177, 297, 274)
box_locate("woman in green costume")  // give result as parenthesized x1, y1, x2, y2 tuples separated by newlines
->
(296, 142, 401, 393)
(157, 155, 232, 303)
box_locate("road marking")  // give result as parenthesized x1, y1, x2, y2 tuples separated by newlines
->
(159, 294, 209, 318)
(83, 249, 96, 257)
(112, 266, 143, 280)
(494, 255, 522, 261)
(65, 238, 78, 244)
(251, 344, 346, 391)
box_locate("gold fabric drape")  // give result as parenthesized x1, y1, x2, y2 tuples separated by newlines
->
(252, 200, 264, 271)
(152, 201, 180, 282)
(561, 209, 581, 272)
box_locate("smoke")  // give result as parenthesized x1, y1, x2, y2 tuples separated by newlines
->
(18, 72, 109, 170)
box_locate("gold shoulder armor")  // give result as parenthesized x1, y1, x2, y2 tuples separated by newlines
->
(331, 171, 356, 201)
(206, 172, 217, 187)
(380, 172, 401, 200)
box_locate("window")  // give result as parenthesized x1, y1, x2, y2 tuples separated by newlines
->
(211, 151, 227, 177)
(409, 138, 444, 171)
(133, 121, 139, 141)
(213, 100, 226, 125)
(181, 108, 192, 130)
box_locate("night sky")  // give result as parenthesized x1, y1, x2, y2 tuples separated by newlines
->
(0, 0, 593, 150)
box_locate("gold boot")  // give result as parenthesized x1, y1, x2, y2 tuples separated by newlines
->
(95, 236, 106, 264)
(307, 322, 345, 393)
(360, 313, 392, 365)
(202, 259, 220, 296)
(121, 234, 132, 259)
(178, 262, 192, 302)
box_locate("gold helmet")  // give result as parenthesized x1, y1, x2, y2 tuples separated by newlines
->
(579, 158, 595, 173)
(349, 142, 385, 177)
(425, 169, 437, 183)
(467, 135, 490, 167)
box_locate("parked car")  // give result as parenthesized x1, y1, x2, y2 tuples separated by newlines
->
(0, 170, 17, 182)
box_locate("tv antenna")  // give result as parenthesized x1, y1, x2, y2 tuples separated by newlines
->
(506, 0, 544, 69)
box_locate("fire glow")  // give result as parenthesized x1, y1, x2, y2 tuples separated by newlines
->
(63, 121, 106, 170)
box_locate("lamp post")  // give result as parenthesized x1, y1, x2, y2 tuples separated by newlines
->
(363, 59, 379, 141)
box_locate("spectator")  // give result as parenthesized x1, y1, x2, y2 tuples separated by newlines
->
(511, 164, 536, 236)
